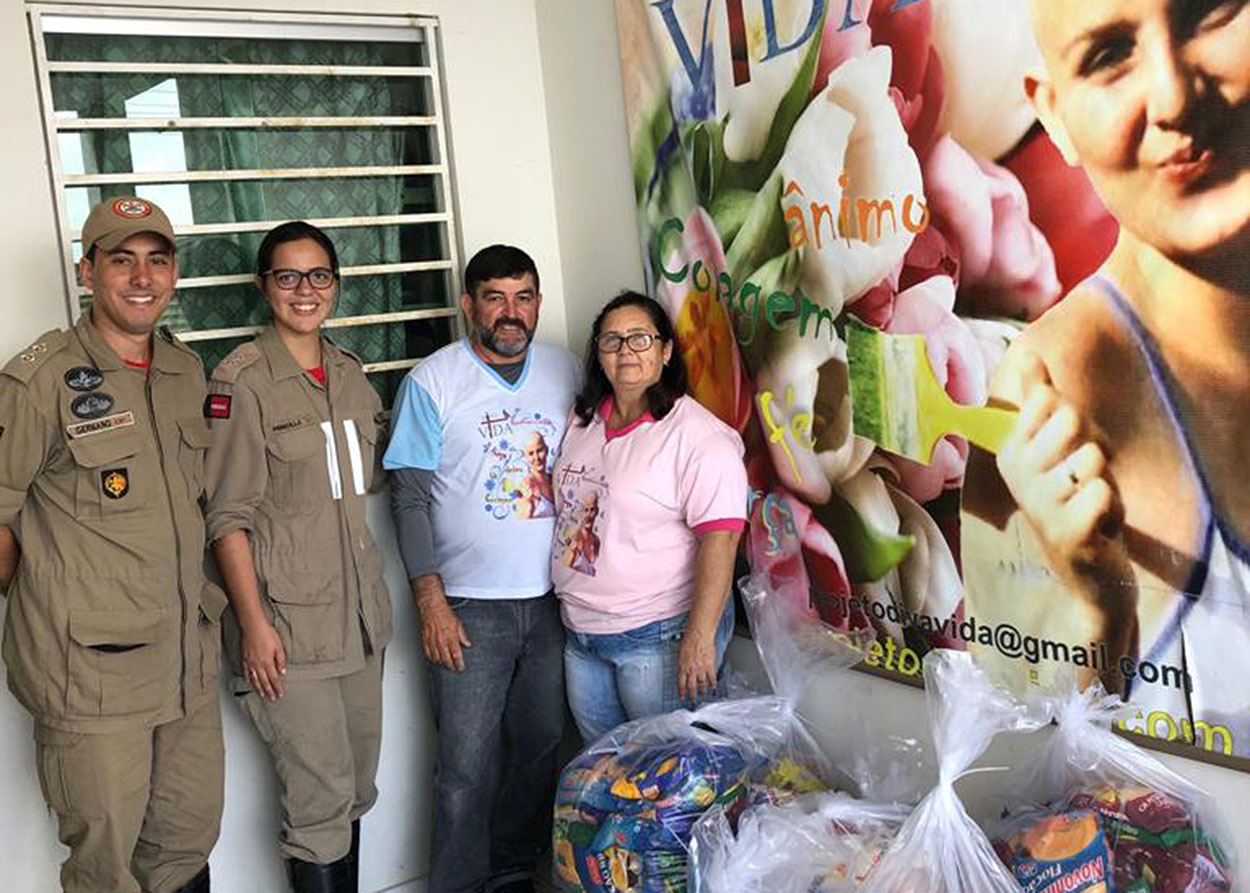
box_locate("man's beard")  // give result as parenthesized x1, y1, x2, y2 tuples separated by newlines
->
(474, 317, 532, 357)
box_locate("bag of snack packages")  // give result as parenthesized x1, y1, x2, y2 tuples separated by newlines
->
(554, 570, 901, 893)
(861, 650, 1035, 893)
(689, 792, 908, 893)
(991, 686, 1235, 893)
(552, 695, 834, 893)
(683, 575, 921, 893)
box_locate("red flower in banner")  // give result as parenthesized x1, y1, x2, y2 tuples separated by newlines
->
(746, 457, 862, 631)
(869, 0, 945, 155)
(1002, 127, 1118, 296)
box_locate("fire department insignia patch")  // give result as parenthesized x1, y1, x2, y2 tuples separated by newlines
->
(101, 468, 129, 499)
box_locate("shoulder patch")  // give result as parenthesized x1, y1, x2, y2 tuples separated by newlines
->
(210, 341, 262, 384)
(2, 329, 69, 383)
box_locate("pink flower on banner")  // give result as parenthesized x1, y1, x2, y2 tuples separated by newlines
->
(850, 224, 961, 330)
(878, 274, 987, 501)
(657, 207, 753, 430)
(922, 134, 1061, 321)
(868, 0, 945, 155)
(1002, 127, 1118, 296)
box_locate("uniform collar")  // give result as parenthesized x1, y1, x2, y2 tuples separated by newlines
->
(257, 325, 310, 381)
(258, 324, 354, 382)
(74, 312, 197, 375)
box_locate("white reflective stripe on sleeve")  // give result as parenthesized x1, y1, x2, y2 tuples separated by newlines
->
(320, 420, 344, 500)
(343, 418, 366, 496)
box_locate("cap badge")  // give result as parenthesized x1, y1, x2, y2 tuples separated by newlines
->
(112, 198, 152, 219)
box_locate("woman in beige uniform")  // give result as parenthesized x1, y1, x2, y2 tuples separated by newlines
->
(204, 221, 391, 893)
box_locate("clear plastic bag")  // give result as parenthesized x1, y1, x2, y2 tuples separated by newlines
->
(552, 696, 834, 893)
(990, 686, 1236, 893)
(737, 573, 929, 802)
(689, 791, 909, 893)
(862, 649, 1035, 893)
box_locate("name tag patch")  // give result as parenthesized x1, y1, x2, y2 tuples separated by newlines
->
(101, 468, 129, 499)
(66, 411, 135, 439)
(204, 394, 232, 419)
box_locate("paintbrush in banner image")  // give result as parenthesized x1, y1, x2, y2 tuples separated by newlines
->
(846, 317, 1018, 465)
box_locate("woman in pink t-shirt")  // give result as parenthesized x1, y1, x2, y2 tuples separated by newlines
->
(552, 292, 749, 741)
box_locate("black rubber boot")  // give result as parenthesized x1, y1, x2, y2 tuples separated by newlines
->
(174, 865, 210, 893)
(286, 856, 351, 893)
(345, 819, 360, 891)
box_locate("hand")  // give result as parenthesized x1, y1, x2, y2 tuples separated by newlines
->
(997, 352, 1127, 580)
(677, 626, 719, 703)
(417, 594, 471, 672)
(241, 621, 287, 701)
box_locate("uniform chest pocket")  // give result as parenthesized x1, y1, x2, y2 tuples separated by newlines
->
(266, 424, 328, 510)
(177, 416, 212, 500)
(65, 428, 148, 518)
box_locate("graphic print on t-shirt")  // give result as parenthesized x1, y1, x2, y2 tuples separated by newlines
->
(554, 463, 609, 576)
(480, 408, 559, 521)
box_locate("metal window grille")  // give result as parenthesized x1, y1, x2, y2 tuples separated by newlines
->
(28, 5, 462, 403)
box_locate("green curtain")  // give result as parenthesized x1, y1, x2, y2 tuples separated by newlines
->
(47, 33, 430, 379)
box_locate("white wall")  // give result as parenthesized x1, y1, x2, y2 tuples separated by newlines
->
(0, 0, 601, 889)
(534, 0, 646, 352)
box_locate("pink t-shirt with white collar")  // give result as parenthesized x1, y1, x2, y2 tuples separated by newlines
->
(551, 394, 748, 634)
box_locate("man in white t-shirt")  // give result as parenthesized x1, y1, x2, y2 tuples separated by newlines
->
(384, 245, 579, 893)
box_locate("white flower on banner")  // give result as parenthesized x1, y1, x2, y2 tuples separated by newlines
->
(778, 46, 923, 315)
(886, 482, 961, 623)
(714, 0, 824, 161)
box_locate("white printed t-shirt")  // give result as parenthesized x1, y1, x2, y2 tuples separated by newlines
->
(383, 339, 579, 599)
(552, 394, 748, 634)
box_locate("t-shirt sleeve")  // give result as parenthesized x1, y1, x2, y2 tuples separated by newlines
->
(382, 372, 442, 471)
(679, 425, 748, 531)
(0, 381, 53, 527)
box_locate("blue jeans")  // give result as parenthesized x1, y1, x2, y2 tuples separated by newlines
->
(427, 593, 565, 893)
(564, 600, 735, 743)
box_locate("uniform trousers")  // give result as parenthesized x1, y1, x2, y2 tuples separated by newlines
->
(34, 693, 224, 893)
(238, 648, 384, 864)
(427, 593, 565, 893)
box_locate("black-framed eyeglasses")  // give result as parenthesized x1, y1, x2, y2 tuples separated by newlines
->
(261, 268, 338, 290)
(597, 332, 660, 353)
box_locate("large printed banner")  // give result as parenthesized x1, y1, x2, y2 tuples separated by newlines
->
(614, 0, 1250, 766)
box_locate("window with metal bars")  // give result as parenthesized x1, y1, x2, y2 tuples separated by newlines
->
(28, 5, 463, 405)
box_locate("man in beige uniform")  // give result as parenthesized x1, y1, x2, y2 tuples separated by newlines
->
(0, 197, 225, 893)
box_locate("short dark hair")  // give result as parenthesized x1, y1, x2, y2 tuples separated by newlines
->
(573, 291, 688, 426)
(255, 221, 340, 277)
(464, 244, 539, 296)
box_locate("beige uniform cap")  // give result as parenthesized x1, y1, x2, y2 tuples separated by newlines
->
(81, 196, 176, 254)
